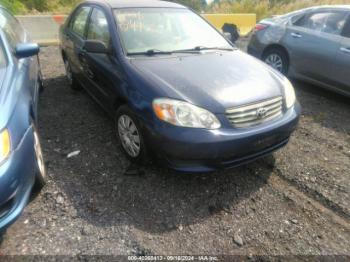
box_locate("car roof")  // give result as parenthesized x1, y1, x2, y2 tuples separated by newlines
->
(305, 5, 350, 11)
(86, 0, 187, 9)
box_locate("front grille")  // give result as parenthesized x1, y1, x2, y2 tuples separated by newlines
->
(226, 96, 283, 128)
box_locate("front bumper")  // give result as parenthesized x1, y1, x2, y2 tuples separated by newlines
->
(145, 103, 301, 172)
(0, 126, 36, 232)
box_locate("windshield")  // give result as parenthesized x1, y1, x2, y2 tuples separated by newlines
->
(114, 8, 232, 55)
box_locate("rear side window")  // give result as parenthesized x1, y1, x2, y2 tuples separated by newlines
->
(294, 11, 348, 35)
(341, 17, 350, 38)
(0, 8, 25, 49)
(71, 6, 91, 37)
(87, 8, 110, 46)
(290, 12, 306, 25)
(0, 40, 6, 68)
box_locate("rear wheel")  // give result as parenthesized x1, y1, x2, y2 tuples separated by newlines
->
(32, 124, 47, 191)
(64, 58, 82, 90)
(263, 48, 289, 75)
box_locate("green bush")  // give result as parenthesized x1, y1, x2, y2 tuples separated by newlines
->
(0, 0, 27, 14)
(166, 0, 207, 11)
(0, 0, 80, 14)
(23, 0, 49, 12)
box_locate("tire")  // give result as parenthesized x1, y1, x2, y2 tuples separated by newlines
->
(38, 70, 44, 94)
(115, 106, 148, 164)
(63, 58, 82, 91)
(263, 48, 289, 75)
(32, 124, 47, 192)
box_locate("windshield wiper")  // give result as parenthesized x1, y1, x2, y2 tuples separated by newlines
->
(127, 46, 236, 56)
(172, 46, 236, 53)
(127, 49, 173, 56)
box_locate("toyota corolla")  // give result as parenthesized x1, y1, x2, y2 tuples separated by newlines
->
(60, 0, 301, 172)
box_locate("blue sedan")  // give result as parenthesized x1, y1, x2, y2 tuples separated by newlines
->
(60, 0, 301, 172)
(0, 7, 46, 232)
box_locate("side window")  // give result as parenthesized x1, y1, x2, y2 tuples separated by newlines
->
(87, 8, 110, 46)
(294, 11, 347, 35)
(70, 6, 91, 37)
(341, 17, 350, 38)
(0, 9, 25, 49)
(291, 13, 306, 25)
(0, 40, 7, 68)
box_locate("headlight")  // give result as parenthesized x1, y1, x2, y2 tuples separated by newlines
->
(0, 129, 11, 164)
(284, 78, 296, 109)
(153, 98, 221, 129)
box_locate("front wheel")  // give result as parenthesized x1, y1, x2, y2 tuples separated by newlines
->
(263, 48, 289, 75)
(115, 106, 148, 164)
(32, 124, 47, 191)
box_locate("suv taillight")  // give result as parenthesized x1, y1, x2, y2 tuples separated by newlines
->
(254, 23, 269, 32)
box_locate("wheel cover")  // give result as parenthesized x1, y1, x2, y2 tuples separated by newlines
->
(33, 129, 46, 179)
(118, 115, 141, 158)
(64, 60, 73, 85)
(265, 53, 283, 72)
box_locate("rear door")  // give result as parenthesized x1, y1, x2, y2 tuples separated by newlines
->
(64, 6, 91, 83)
(283, 10, 347, 83)
(333, 14, 350, 93)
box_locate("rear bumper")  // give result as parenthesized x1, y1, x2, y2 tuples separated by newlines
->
(247, 34, 266, 59)
(0, 126, 36, 232)
(145, 103, 301, 172)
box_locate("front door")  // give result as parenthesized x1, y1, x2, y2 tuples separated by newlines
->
(80, 7, 123, 113)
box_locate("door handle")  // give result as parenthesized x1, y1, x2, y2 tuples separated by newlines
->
(340, 47, 350, 54)
(291, 32, 302, 38)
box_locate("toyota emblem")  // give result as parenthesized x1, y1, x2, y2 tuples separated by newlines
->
(256, 108, 268, 119)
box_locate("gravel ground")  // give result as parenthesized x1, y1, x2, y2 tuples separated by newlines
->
(0, 44, 349, 258)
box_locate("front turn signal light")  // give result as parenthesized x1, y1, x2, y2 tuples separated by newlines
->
(0, 129, 11, 164)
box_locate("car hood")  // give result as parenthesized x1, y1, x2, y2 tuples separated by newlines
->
(131, 50, 285, 113)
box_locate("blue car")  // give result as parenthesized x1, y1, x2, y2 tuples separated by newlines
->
(60, 0, 301, 172)
(0, 7, 46, 232)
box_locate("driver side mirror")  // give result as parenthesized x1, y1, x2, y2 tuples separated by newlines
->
(84, 40, 108, 54)
(223, 32, 232, 41)
(15, 43, 40, 58)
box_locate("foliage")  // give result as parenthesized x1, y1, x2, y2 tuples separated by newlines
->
(0, 0, 80, 14)
(1, 0, 350, 17)
(209, 0, 350, 20)
(0, 0, 26, 14)
(166, 0, 207, 11)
